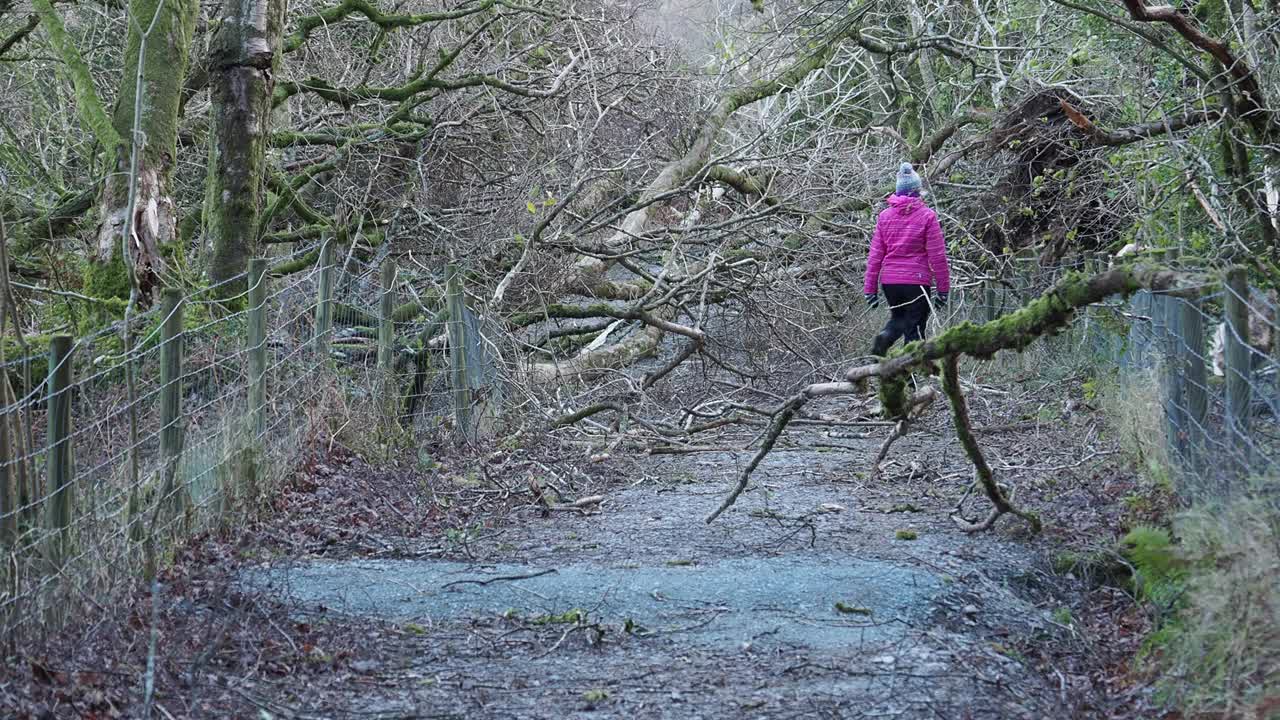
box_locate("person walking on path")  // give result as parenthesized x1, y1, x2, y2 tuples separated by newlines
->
(863, 163, 951, 357)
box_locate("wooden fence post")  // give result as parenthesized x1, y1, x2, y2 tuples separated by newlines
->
(1224, 267, 1252, 478)
(44, 334, 73, 561)
(158, 288, 188, 521)
(378, 257, 396, 372)
(983, 279, 996, 323)
(445, 264, 472, 439)
(0, 387, 13, 547)
(1160, 293, 1187, 462)
(248, 259, 268, 440)
(1179, 296, 1208, 475)
(315, 239, 334, 356)
(378, 257, 397, 426)
(0, 371, 24, 547)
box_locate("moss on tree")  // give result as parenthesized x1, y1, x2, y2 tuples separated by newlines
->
(205, 0, 286, 294)
(82, 248, 134, 323)
(942, 354, 1041, 533)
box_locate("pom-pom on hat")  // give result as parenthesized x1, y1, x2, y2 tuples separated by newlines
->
(895, 162, 922, 195)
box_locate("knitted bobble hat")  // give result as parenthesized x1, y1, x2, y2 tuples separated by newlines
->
(895, 162, 922, 195)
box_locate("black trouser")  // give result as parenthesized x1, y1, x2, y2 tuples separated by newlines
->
(871, 284, 931, 357)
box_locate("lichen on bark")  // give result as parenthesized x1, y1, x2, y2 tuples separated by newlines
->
(205, 0, 286, 295)
(93, 0, 199, 301)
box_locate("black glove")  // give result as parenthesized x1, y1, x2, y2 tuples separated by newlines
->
(865, 293, 879, 308)
(934, 291, 948, 308)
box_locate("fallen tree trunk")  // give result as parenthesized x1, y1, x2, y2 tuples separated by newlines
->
(526, 322, 664, 383)
(562, 7, 873, 297)
(705, 263, 1212, 525)
(510, 11, 881, 382)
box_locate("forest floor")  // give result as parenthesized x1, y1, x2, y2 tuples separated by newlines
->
(2, 378, 1172, 719)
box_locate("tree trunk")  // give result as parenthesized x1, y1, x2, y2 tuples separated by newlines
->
(90, 0, 198, 301)
(205, 0, 285, 295)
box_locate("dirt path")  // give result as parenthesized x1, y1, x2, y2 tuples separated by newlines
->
(240, 421, 1141, 719)
(5, 392, 1153, 719)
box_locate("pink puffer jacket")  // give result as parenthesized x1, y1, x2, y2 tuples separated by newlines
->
(863, 194, 951, 294)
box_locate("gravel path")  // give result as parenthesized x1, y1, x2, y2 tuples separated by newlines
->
(245, 430, 1105, 719)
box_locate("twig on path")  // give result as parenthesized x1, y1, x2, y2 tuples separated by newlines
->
(995, 450, 1116, 472)
(543, 495, 606, 513)
(443, 568, 558, 590)
(648, 444, 738, 454)
(642, 608, 728, 637)
(531, 622, 601, 659)
(705, 391, 811, 523)
(973, 420, 1043, 435)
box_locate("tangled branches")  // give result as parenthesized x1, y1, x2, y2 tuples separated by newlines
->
(704, 263, 1212, 527)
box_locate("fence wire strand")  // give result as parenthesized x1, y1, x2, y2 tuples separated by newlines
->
(3, 249, 1277, 644)
(0, 242, 493, 643)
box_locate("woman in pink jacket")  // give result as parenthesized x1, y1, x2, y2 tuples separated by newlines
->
(863, 163, 951, 357)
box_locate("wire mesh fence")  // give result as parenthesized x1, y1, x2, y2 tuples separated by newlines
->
(0, 242, 505, 645)
(940, 258, 1280, 507)
(3, 240, 1276, 643)
(1101, 281, 1280, 502)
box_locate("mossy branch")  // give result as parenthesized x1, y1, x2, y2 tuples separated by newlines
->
(283, 0, 496, 53)
(265, 170, 329, 227)
(0, 13, 40, 58)
(32, 0, 123, 151)
(333, 298, 432, 326)
(706, 263, 1212, 524)
(268, 248, 319, 276)
(877, 374, 911, 421)
(9, 188, 97, 255)
(941, 354, 1041, 533)
(867, 265, 1207, 416)
(263, 219, 386, 245)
